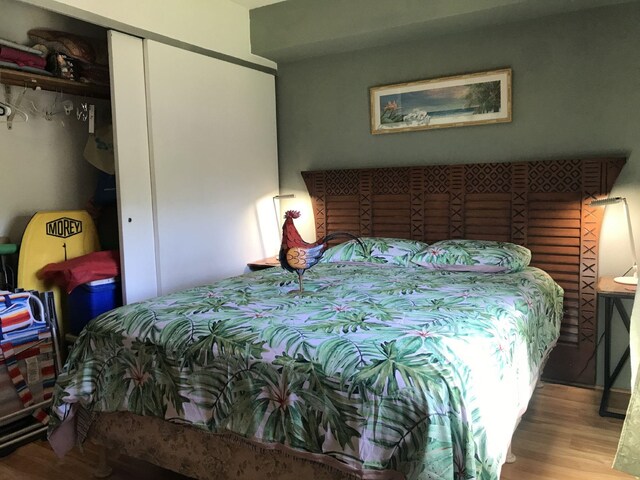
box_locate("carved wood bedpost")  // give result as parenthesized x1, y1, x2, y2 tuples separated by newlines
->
(511, 162, 528, 245)
(449, 165, 465, 239)
(302, 171, 326, 241)
(360, 170, 372, 237)
(410, 167, 425, 241)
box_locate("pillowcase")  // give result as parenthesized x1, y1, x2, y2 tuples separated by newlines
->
(320, 237, 429, 267)
(410, 239, 531, 273)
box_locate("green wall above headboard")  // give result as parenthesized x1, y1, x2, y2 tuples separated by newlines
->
(275, 2, 640, 388)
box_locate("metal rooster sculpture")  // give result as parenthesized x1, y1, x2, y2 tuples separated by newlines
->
(279, 210, 363, 293)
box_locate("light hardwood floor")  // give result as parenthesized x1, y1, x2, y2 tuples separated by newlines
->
(0, 383, 633, 480)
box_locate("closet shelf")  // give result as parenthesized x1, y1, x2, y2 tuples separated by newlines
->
(0, 67, 110, 99)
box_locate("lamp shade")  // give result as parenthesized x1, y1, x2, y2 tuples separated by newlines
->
(590, 196, 637, 285)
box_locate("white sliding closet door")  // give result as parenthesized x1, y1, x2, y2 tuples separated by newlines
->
(108, 31, 158, 303)
(143, 40, 279, 295)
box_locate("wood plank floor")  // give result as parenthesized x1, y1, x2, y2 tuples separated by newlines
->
(500, 383, 632, 480)
(0, 384, 633, 480)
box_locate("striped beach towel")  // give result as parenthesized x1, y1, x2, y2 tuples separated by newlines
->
(0, 332, 54, 425)
(0, 293, 54, 425)
(0, 292, 34, 334)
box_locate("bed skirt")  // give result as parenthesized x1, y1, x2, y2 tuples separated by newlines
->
(87, 412, 400, 480)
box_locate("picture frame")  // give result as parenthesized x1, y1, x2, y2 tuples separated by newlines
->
(370, 68, 512, 134)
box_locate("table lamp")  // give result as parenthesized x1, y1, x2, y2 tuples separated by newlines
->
(273, 194, 295, 241)
(590, 196, 638, 285)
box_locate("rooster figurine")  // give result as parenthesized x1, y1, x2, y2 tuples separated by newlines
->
(280, 210, 363, 293)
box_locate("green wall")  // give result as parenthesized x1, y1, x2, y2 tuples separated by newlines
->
(275, 2, 640, 388)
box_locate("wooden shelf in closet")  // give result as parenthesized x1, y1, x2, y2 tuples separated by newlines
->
(0, 67, 110, 99)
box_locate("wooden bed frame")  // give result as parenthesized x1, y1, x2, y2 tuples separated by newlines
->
(302, 157, 625, 385)
(86, 156, 625, 478)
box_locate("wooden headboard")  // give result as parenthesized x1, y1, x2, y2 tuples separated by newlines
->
(302, 157, 625, 385)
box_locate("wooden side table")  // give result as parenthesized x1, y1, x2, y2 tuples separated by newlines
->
(247, 256, 280, 271)
(597, 276, 636, 419)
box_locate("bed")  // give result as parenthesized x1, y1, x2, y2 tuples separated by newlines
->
(48, 157, 624, 480)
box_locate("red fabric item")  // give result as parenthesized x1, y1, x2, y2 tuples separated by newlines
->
(0, 46, 46, 69)
(38, 250, 120, 293)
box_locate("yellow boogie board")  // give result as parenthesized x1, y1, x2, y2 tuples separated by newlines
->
(17, 211, 100, 338)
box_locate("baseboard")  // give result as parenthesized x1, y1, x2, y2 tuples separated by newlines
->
(539, 379, 631, 415)
(594, 386, 631, 415)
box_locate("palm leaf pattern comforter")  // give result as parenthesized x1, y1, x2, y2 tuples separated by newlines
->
(51, 263, 562, 480)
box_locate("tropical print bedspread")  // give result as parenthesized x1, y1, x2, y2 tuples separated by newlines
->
(50, 263, 563, 480)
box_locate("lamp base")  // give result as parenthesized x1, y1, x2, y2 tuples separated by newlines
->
(614, 276, 638, 286)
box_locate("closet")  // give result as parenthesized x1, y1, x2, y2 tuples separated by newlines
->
(0, 0, 115, 308)
(1, 0, 279, 306)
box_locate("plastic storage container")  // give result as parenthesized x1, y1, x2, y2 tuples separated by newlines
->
(68, 277, 122, 335)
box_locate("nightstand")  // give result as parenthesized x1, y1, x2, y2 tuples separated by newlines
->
(597, 276, 636, 419)
(247, 256, 280, 271)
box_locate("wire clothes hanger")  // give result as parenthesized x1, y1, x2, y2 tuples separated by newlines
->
(30, 90, 61, 120)
(1, 84, 29, 129)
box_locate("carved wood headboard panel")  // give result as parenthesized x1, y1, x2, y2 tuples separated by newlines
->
(302, 157, 625, 385)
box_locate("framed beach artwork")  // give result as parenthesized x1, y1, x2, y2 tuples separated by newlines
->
(370, 68, 512, 134)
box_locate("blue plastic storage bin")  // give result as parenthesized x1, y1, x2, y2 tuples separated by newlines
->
(68, 277, 122, 335)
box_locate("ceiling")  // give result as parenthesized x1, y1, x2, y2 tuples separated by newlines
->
(248, 0, 640, 63)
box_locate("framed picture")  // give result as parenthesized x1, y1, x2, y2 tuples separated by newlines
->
(370, 68, 512, 134)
